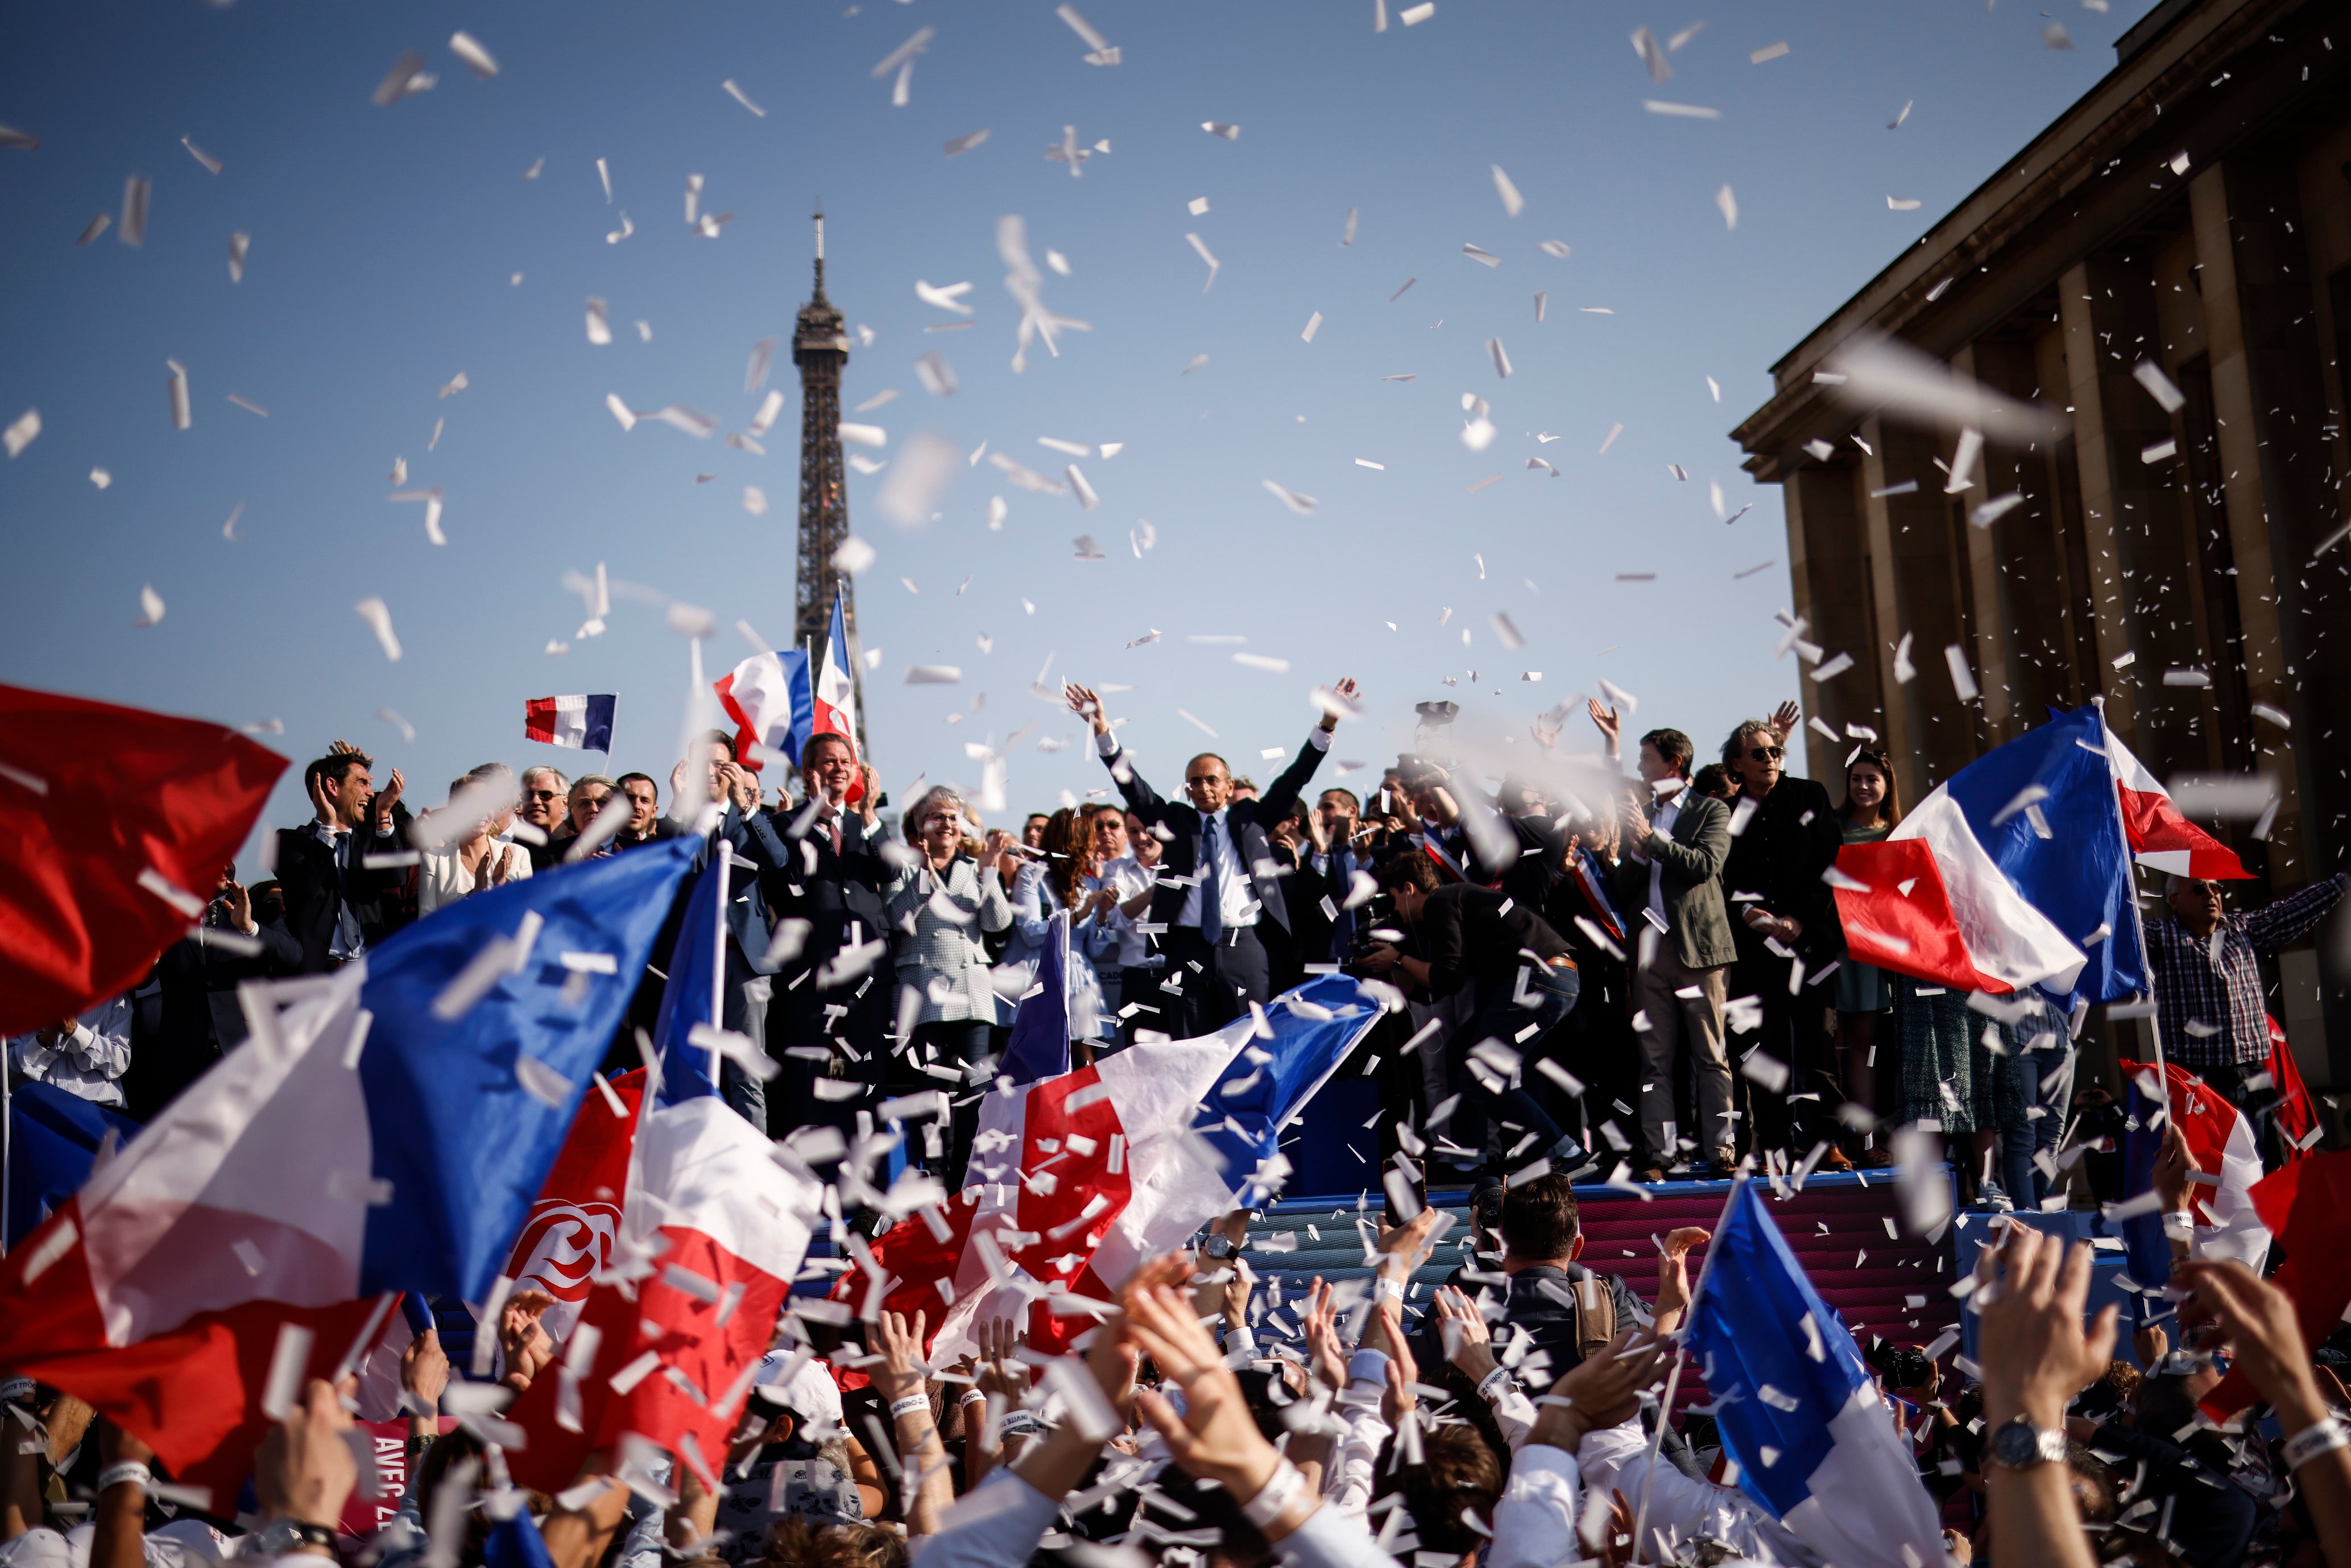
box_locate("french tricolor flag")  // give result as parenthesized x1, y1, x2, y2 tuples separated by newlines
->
(713, 649, 812, 773)
(1833, 704, 2145, 1011)
(523, 693, 616, 752)
(843, 974, 1385, 1359)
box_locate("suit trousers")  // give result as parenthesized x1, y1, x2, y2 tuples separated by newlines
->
(1159, 925, 1270, 1037)
(718, 951, 771, 1135)
(1634, 938, 1732, 1165)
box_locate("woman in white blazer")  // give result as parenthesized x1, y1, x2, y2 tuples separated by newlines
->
(886, 787, 1015, 1176)
(417, 766, 534, 915)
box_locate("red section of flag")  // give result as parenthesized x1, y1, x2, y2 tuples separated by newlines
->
(523, 697, 560, 744)
(2119, 1058, 2238, 1227)
(0, 684, 287, 1035)
(1008, 1070, 1132, 1352)
(2116, 785, 2251, 880)
(4, 1293, 396, 1512)
(2202, 1150, 2351, 1421)
(2267, 1015, 2319, 1157)
(505, 1225, 788, 1492)
(1830, 840, 2013, 994)
(504, 1070, 644, 1325)
(831, 1188, 980, 1379)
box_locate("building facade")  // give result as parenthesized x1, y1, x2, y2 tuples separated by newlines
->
(1734, 0, 2351, 1080)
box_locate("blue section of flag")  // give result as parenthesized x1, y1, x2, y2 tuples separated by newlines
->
(1001, 909, 1071, 1085)
(5, 1081, 139, 1249)
(356, 838, 699, 1300)
(1942, 704, 2146, 1012)
(1190, 974, 1385, 1205)
(773, 649, 817, 766)
(652, 855, 727, 1106)
(484, 1506, 556, 1568)
(2120, 1070, 2174, 1313)
(1684, 1180, 1873, 1520)
(579, 694, 616, 753)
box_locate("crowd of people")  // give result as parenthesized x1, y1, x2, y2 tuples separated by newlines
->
(6, 684, 2351, 1568)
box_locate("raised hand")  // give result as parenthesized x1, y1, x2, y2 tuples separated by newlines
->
(1433, 1285, 1498, 1381)
(401, 1325, 450, 1414)
(1767, 701, 1801, 742)
(499, 1289, 557, 1391)
(1973, 1223, 2116, 1430)
(1065, 683, 1109, 736)
(1586, 698, 1621, 751)
(1654, 1227, 1710, 1334)
(255, 1377, 358, 1529)
(875, 1309, 930, 1404)
(1302, 1279, 1348, 1392)
(1528, 1329, 1667, 1452)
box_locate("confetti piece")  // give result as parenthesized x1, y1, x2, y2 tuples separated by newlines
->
(1645, 101, 1721, 119)
(1201, 121, 1240, 140)
(1887, 196, 1922, 211)
(76, 214, 109, 244)
(449, 30, 498, 77)
(721, 78, 766, 117)
(121, 176, 150, 246)
(371, 51, 434, 107)
(180, 136, 222, 175)
(906, 664, 962, 684)
(167, 359, 191, 430)
(1263, 479, 1318, 514)
(1400, 2, 1434, 23)
(1462, 242, 1500, 267)
(1716, 185, 1737, 229)
(1185, 232, 1220, 291)
(1491, 165, 1524, 217)
(3, 409, 38, 458)
(227, 393, 270, 418)
(1487, 338, 1513, 378)
(355, 596, 402, 661)
(1342, 207, 1358, 245)
(1749, 41, 1789, 63)
(1888, 101, 1913, 130)
(2133, 359, 2186, 412)
(0, 126, 37, 151)
(228, 231, 249, 283)
(135, 585, 165, 627)
(89, 467, 110, 489)
(943, 128, 990, 158)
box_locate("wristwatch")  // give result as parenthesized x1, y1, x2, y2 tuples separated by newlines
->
(1986, 1417, 2068, 1470)
(249, 1518, 338, 1558)
(1201, 1234, 1237, 1261)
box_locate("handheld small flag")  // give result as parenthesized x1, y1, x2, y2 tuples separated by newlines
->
(523, 693, 616, 752)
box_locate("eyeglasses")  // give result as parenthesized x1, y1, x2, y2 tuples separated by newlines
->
(525, 788, 562, 801)
(1748, 746, 1783, 762)
(1184, 775, 1224, 788)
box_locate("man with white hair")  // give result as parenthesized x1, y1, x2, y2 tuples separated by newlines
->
(2143, 868, 2345, 1123)
(518, 764, 570, 871)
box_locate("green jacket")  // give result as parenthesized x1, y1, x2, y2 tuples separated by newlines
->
(1613, 791, 1736, 970)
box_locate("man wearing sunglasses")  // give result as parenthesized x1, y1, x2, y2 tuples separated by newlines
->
(1718, 717, 1844, 1168)
(1066, 676, 1357, 1036)
(2145, 867, 2345, 1127)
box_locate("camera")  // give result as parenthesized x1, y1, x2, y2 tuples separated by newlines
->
(1867, 1339, 1934, 1390)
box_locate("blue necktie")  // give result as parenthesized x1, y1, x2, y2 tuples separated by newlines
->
(1199, 812, 1223, 944)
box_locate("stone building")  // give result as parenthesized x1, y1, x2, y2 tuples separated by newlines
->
(1733, 0, 2350, 1078)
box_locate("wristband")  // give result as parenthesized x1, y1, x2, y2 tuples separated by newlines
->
(996, 1410, 1045, 1437)
(1240, 1458, 1307, 1530)
(0, 1379, 33, 1402)
(1476, 1366, 1515, 1402)
(888, 1394, 932, 1421)
(2286, 1416, 2351, 1472)
(97, 1462, 151, 1493)
(958, 1389, 989, 1407)
(1373, 1276, 1406, 1304)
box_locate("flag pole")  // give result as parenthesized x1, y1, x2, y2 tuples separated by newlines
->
(1632, 1169, 1748, 1558)
(1, 1062, 13, 1257)
(2094, 697, 2163, 1087)
(711, 849, 731, 1094)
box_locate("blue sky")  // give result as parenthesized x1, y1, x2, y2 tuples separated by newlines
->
(0, 0, 2159, 865)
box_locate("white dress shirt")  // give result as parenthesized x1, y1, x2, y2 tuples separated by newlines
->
(7, 995, 133, 1107)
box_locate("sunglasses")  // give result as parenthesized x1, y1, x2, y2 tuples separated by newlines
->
(1748, 746, 1783, 762)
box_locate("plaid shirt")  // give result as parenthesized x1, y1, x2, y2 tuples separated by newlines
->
(2143, 872, 2346, 1067)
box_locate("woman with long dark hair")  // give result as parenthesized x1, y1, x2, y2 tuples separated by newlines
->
(1834, 750, 1899, 1165)
(996, 806, 1116, 1053)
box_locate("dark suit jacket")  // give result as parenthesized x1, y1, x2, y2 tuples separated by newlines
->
(1102, 732, 1329, 937)
(274, 809, 414, 973)
(754, 806, 892, 985)
(1720, 776, 1843, 966)
(131, 915, 302, 1120)
(1613, 791, 1736, 970)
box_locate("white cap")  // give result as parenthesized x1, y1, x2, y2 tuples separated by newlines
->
(752, 1350, 843, 1429)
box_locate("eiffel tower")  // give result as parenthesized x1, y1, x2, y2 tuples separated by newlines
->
(792, 210, 867, 752)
